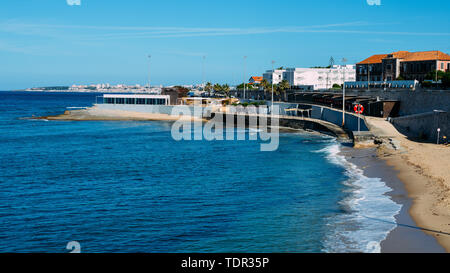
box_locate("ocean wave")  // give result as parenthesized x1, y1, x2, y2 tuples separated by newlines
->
(318, 141, 401, 253)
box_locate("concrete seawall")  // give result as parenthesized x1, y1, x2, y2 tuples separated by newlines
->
(284, 89, 450, 142)
(342, 90, 449, 141)
(215, 113, 351, 141)
(274, 102, 369, 132)
(339, 89, 450, 116)
(390, 111, 449, 141)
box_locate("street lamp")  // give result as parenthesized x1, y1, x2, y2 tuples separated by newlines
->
(436, 51, 439, 84)
(342, 58, 347, 127)
(271, 60, 276, 116)
(202, 56, 206, 92)
(243, 56, 247, 101)
(147, 54, 152, 90)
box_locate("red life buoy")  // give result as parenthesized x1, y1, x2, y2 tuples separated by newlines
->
(354, 104, 364, 114)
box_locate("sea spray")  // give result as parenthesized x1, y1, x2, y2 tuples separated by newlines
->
(317, 141, 402, 253)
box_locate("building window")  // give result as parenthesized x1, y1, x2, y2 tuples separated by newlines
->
(386, 64, 392, 71)
(104, 98, 115, 104)
(441, 63, 444, 70)
(126, 98, 135, 104)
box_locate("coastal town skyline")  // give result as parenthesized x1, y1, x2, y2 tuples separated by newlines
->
(1, 0, 450, 90)
(17, 48, 450, 93)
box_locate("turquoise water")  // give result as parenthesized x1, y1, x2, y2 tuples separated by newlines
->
(0, 92, 400, 253)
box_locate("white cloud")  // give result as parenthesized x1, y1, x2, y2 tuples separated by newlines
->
(1, 20, 450, 44)
(367, 0, 381, 6)
(67, 0, 81, 6)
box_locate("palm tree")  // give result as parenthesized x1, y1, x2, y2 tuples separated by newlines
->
(277, 80, 290, 101)
(205, 82, 212, 96)
(221, 84, 230, 98)
(213, 83, 223, 95)
(260, 79, 271, 99)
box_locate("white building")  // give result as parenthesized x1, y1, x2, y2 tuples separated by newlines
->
(263, 65, 356, 90)
(263, 69, 286, 85)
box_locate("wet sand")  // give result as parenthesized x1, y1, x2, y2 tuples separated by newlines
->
(365, 117, 450, 252)
(343, 147, 445, 253)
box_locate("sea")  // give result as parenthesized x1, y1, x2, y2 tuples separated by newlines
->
(0, 91, 401, 253)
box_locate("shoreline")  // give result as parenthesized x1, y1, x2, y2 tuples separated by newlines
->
(343, 147, 445, 253)
(365, 117, 450, 252)
(378, 147, 450, 252)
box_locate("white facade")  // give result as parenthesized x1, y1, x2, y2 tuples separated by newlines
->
(263, 65, 356, 90)
(284, 65, 356, 90)
(263, 69, 286, 85)
(103, 94, 171, 105)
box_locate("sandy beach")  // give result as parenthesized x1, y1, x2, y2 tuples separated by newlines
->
(343, 147, 445, 252)
(366, 116, 450, 252)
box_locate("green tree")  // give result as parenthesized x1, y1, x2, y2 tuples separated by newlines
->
(222, 84, 230, 97)
(442, 72, 450, 88)
(277, 80, 290, 101)
(259, 79, 272, 99)
(260, 79, 269, 91)
(213, 83, 223, 93)
(205, 82, 212, 93)
(425, 70, 446, 81)
(278, 80, 290, 91)
(237, 83, 256, 90)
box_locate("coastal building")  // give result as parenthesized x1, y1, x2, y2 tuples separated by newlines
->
(357, 50, 450, 82)
(283, 65, 356, 90)
(263, 69, 286, 85)
(248, 76, 263, 85)
(102, 94, 171, 105)
(263, 65, 356, 90)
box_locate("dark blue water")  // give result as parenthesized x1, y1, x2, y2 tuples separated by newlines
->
(0, 92, 398, 253)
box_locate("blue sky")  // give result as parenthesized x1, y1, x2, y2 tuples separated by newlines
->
(1, 0, 450, 90)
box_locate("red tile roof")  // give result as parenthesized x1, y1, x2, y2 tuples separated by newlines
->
(358, 54, 389, 64)
(403, 51, 450, 62)
(250, 76, 263, 81)
(357, 50, 450, 64)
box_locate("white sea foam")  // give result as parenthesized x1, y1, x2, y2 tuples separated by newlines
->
(319, 141, 401, 253)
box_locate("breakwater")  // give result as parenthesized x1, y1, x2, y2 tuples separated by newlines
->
(212, 112, 351, 141)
